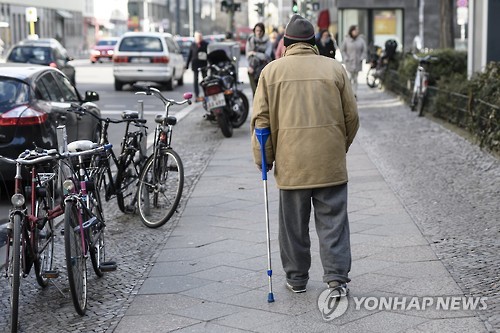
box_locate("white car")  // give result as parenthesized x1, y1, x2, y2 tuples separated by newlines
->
(112, 32, 185, 91)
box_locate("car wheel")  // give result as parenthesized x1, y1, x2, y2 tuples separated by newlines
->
(164, 77, 173, 91)
(115, 79, 123, 91)
(177, 75, 184, 86)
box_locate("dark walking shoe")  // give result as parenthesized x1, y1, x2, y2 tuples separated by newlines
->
(286, 282, 306, 293)
(327, 281, 349, 298)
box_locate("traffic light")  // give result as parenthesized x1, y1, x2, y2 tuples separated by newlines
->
(292, 1, 298, 13)
(255, 3, 264, 16)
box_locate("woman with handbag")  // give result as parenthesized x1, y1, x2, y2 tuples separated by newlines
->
(246, 22, 273, 96)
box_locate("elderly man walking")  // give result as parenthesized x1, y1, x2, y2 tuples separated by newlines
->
(250, 15, 359, 296)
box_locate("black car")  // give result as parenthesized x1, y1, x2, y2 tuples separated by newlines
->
(5, 38, 76, 85)
(0, 65, 101, 183)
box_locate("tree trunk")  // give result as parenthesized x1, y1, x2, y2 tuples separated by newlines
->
(440, 0, 455, 48)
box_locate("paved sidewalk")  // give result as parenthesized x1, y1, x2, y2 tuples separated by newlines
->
(114, 89, 488, 332)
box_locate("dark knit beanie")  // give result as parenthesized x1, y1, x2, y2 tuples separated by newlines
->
(284, 14, 316, 47)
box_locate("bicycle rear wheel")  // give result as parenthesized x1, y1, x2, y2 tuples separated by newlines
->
(137, 148, 184, 228)
(64, 201, 87, 315)
(8, 214, 22, 333)
(417, 92, 426, 117)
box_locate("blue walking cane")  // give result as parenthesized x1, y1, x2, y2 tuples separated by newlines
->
(255, 128, 275, 303)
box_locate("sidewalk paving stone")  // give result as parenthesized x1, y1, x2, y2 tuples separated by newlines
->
(114, 84, 490, 333)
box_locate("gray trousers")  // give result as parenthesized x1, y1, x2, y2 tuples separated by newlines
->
(278, 184, 351, 286)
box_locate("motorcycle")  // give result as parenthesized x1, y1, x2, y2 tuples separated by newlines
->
(199, 47, 249, 138)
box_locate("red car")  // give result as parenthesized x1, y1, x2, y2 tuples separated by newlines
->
(90, 37, 119, 63)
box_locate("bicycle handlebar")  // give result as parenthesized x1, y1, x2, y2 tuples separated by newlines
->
(68, 103, 147, 126)
(134, 86, 193, 107)
(0, 144, 113, 167)
(411, 53, 438, 64)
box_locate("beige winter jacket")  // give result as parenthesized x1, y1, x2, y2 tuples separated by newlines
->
(251, 43, 359, 190)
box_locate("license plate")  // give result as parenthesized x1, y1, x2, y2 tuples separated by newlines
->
(206, 93, 226, 110)
(130, 57, 150, 63)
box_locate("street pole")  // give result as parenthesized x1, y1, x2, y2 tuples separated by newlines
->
(419, 0, 425, 49)
(227, 0, 235, 34)
(189, 0, 194, 37)
(143, 0, 149, 32)
(175, 0, 180, 35)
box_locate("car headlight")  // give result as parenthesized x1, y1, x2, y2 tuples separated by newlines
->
(91, 50, 101, 56)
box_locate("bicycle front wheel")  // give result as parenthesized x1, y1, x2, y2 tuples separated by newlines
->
(137, 149, 184, 228)
(88, 169, 106, 277)
(8, 214, 22, 333)
(64, 201, 87, 315)
(34, 183, 55, 287)
(366, 67, 379, 88)
(115, 152, 141, 214)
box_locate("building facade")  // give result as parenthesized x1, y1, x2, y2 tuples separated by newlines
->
(0, 0, 84, 55)
(127, 0, 249, 37)
(335, 0, 445, 52)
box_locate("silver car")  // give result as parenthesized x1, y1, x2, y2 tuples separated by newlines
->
(113, 32, 185, 91)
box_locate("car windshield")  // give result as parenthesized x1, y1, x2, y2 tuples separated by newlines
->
(7, 46, 53, 65)
(97, 39, 117, 46)
(118, 37, 163, 52)
(0, 78, 30, 113)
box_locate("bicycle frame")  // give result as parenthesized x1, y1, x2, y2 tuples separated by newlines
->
(3, 152, 61, 277)
(62, 143, 113, 256)
(410, 53, 437, 116)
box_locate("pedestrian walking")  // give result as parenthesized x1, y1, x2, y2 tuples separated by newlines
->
(185, 31, 209, 102)
(250, 15, 359, 296)
(340, 25, 367, 94)
(316, 29, 336, 59)
(246, 22, 273, 96)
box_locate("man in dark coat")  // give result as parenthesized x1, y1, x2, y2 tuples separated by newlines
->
(186, 31, 209, 101)
(316, 29, 336, 59)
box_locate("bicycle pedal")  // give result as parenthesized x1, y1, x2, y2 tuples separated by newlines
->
(100, 261, 117, 272)
(42, 270, 59, 279)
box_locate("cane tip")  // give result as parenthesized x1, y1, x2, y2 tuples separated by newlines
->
(267, 293, 275, 303)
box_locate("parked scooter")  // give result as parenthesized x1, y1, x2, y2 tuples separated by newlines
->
(199, 47, 249, 138)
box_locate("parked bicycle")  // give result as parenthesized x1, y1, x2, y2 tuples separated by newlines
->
(135, 86, 192, 228)
(1, 147, 60, 333)
(68, 104, 148, 214)
(58, 132, 116, 316)
(409, 53, 438, 116)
